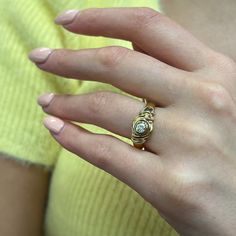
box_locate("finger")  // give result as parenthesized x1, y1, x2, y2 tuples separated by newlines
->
(43, 115, 163, 201)
(40, 92, 142, 139)
(39, 91, 168, 154)
(29, 46, 192, 106)
(132, 42, 147, 54)
(55, 7, 216, 71)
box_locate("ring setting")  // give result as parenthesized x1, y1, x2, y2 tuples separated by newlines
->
(131, 98, 155, 150)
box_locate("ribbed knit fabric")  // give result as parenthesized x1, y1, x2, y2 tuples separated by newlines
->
(0, 0, 179, 235)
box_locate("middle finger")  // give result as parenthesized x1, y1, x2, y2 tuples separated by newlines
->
(29, 46, 192, 106)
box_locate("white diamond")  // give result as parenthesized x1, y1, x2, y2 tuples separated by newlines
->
(135, 122, 147, 134)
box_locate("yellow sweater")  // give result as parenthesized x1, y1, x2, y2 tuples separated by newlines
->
(0, 0, 178, 235)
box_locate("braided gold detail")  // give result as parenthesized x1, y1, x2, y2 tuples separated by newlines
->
(131, 98, 155, 150)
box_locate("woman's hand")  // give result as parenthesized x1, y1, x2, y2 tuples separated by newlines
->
(28, 7, 236, 236)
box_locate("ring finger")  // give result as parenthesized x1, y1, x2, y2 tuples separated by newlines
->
(38, 91, 169, 154)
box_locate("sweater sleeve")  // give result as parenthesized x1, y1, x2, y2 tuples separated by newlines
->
(0, 1, 80, 169)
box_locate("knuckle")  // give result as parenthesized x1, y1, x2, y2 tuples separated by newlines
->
(93, 135, 112, 168)
(54, 50, 68, 68)
(87, 91, 110, 116)
(198, 82, 233, 114)
(64, 128, 79, 150)
(131, 7, 161, 29)
(169, 168, 210, 209)
(219, 55, 236, 71)
(82, 8, 101, 27)
(95, 46, 129, 69)
(182, 123, 210, 149)
(211, 53, 236, 72)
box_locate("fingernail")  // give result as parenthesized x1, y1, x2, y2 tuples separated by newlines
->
(28, 47, 53, 63)
(43, 116, 65, 134)
(37, 93, 55, 107)
(55, 9, 79, 25)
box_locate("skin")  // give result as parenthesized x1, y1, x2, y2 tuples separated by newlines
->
(0, 156, 49, 236)
(2, 2, 236, 235)
(28, 7, 236, 236)
(159, 0, 236, 61)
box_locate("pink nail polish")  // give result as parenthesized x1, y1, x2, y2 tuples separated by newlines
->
(54, 9, 79, 25)
(37, 93, 55, 107)
(43, 116, 65, 134)
(28, 47, 53, 63)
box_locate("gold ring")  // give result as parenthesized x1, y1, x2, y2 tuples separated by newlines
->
(131, 98, 156, 150)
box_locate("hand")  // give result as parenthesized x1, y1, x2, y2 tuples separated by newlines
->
(28, 7, 236, 236)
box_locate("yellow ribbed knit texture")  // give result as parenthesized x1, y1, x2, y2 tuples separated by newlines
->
(0, 0, 178, 235)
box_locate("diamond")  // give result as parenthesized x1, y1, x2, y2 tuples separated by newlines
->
(135, 121, 148, 134)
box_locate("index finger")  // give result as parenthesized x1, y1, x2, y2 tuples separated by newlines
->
(55, 7, 216, 71)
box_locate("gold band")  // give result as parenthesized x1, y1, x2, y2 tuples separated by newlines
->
(131, 98, 155, 150)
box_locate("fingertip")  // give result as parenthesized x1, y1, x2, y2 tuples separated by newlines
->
(37, 92, 55, 107)
(28, 47, 54, 64)
(54, 9, 80, 25)
(43, 115, 65, 134)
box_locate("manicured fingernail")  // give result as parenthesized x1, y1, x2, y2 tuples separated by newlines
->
(55, 10, 79, 25)
(43, 116, 65, 134)
(28, 48, 53, 63)
(37, 93, 55, 107)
